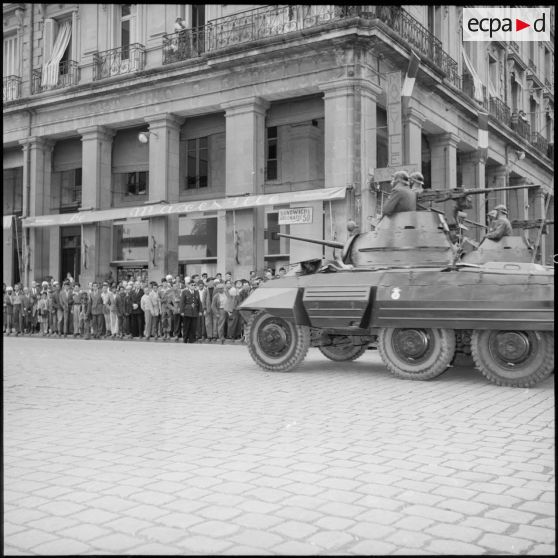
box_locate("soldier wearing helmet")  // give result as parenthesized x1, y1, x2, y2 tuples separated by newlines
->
(409, 171, 425, 193)
(484, 204, 512, 241)
(382, 170, 417, 217)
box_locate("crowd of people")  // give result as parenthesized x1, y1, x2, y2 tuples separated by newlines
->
(3, 267, 287, 343)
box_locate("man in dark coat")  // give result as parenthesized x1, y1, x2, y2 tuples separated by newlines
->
(130, 280, 144, 338)
(382, 170, 417, 216)
(180, 279, 201, 344)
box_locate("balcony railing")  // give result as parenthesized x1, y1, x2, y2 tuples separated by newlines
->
(488, 96, 511, 127)
(3, 75, 21, 102)
(32, 60, 79, 94)
(531, 132, 549, 156)
(93, 44, 145, 80)
(162, 5, 459, 86)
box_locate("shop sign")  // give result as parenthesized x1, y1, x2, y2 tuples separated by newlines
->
(278, 207, 313, 225)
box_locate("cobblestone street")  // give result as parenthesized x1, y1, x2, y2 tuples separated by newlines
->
(3, 336, 555, 555)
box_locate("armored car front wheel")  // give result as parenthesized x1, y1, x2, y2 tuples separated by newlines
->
(471, 330, 554, 388)
(378, 327, 456, 380)
(246, 311, 310, 372)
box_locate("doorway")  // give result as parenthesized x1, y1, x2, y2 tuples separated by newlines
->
(60, 226, 81, 283)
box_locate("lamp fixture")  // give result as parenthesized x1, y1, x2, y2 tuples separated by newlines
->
(138, 131, 159, 143)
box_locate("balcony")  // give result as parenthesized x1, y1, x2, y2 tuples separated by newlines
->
(32, 60, 79, 94)
(531, 132, 549, 156)
(3, 75, 21, 102)
(488, 96, 511, 127)
(93, 44, 145, 80)
(161, 5, 459, 86)
(528, 59, 537, 73)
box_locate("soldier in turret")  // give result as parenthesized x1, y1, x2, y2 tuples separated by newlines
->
(409, 171, 425, 193)
(382, 170, 417, 216)
(484, 204, 512, 241)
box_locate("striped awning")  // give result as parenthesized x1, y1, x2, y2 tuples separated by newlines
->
(22, 187, 347, 228)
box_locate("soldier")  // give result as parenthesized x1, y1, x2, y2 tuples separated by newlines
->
(382, 170, 417, 216)
(484, 204, 512, 241)
(409, 171, 425, 193)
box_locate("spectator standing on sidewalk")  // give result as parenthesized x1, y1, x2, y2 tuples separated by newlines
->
(130, 281, 144, 339)
(109, 284, 119, 338)
(71, 284, 81, 337)
(47, 288, 57, 336)
(37, 291, 49, 336)
(114, 285, 125, 339)
(29, 281, 40, 334)
(180, 279, 201, 344)
(195, 281, 208, 341)
(78, 287, 92, 339)
(123, 285, 133, 338)
(211, 283, 228, 344)
(4, 286, 14, 335)
(90, 283, 104, 339)
(59, 281, 72, 337)
(159, 276, 174, 340)
(201, 277, 217, 342)
(21, 286, 34, 334)
(50, 281, 61, 337)
(100, 282, 112, 337)
(12, 283, 24, 336)
(171, 279, 183, 341)
(148, 283, 161, 339)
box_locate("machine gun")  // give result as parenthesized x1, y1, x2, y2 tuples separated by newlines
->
(417, 183, 540, 205)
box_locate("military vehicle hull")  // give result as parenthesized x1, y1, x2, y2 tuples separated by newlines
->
(239, 262, 554, 387)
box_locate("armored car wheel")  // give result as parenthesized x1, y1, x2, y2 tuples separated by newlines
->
(246, 311, 310, 372)
(378, 327, 455, 380)
(319, 337, 368, 361)
(471, 330, 554, 388)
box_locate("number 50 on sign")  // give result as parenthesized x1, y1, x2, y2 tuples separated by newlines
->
(278, 208, 313, 225)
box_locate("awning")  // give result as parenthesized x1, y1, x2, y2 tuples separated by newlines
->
(22, 186, 347, 228)
(3, 215, 14, 230)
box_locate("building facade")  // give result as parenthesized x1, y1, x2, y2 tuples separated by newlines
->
(3, 4, 554, 286)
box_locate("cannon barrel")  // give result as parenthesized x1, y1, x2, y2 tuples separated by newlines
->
(418, 183, 541, 204)
(278, 232, 345, 249)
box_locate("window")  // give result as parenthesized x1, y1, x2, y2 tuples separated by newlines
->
(113, 221, 148, 261)
(60, 168, 82, 208)
(126, 171, 148, 196)
(178, 216, 217, 262)
(186, 137, 208, 189)
(427, 6, 441, 39)
(3, 34, 19, 77)
(264, 212, 289, 257)
(3, 167, 23, 215)
(121, 4, 131, 60)
(488, 55, 498, 96)
(266, 126, 278, 181)
(544, 47, 552, 82)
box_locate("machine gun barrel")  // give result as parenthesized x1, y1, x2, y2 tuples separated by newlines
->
(418, 184, 540, 204)
(511, 219, 554, 230)
(278, 232, 344, 249)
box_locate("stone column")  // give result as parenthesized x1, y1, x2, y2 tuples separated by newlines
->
(532, 189, 547, 264)
(222, 97, 269, 276)
(145, 114, 183, 280)
(403, 107, 425, 169)
(429, 132, 459, 190)
(460, 152, 486, 241)
(486, 165, 507, 208)
(321, 79, 381, 236)
(77, 125, 115, 285)
(20, 137, 54, 282)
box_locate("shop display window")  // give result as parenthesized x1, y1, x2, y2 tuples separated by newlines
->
(113, 221, 148, 261)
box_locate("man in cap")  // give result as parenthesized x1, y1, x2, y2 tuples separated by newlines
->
(382, 170, 417, 216)
(484, 204, 512, 241)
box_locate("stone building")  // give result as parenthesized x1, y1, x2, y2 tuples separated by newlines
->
(3, 4, 554, 286)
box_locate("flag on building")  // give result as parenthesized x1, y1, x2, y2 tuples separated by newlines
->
(478, 110, 489, 162)
(401, 50, 420, 113)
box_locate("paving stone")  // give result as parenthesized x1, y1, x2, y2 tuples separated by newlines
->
(512, 525, 555, 544)
(356, 509, 403, 525)
(275, 506, 323, 523)
(315, 516, 355, 531)
(478, 533, 533, 554)
(197, 505, 243, 521)
(6, 530, 58, 550)
(349, 522, 395, 539)
(403, 504, 463, 523)
(307, 530, 355, 550)
(462, 516, 510, 534)
(386, 528, 433, 548)
(272, 540, 322, 555)
(189, 520, 240, 537)
(393, 490, 444, 506)
(36, 500, 86, 517)
(126, 542, 185, 555)
(176, 535, 232, 554)
(272, 520, 319, 539)
(27, 515, 79, 533)
(484, 507, 536, 524)
(124, 504, 170, 522)
(231, 529, 284, 548)
(425, 523, 482, 543)
(529, 544, 556, 555)
(437, 498, 489, 515)
(58, 523, 112, 542)
(136, 526, 186, 544)
(235, 513, 284, 530)
(427, 539, 485, 555)
(318, 501, 366, 518)
(222, 545, 274, 555)
(517, 500, 555, 515)
(348, 539, 397, 555)
(393, 516, 436, 532)
(31, 538, 91, 555)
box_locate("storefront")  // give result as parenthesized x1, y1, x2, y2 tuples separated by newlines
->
(22, 186, 347, 282)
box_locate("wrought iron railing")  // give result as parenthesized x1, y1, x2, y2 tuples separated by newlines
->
(3, 75, 21, 102)
(531, 132, 549, 156)
(162, 5, 460, 86)
(93, 43, 145, 80)
(515, 117, 531, 142)
(32, 60, 78, 93)
(488, 96, 511, 127)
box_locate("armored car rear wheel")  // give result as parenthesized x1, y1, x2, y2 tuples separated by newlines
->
(246, 311, 310, 372)
(471, 330, 554, 387)
(378, 327, 455, 380)
(319, 337, 368, 362)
